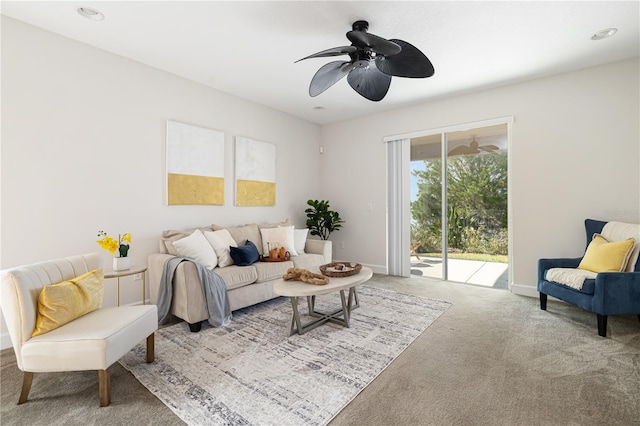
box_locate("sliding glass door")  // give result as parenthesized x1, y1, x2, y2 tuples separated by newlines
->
(410, 134, 444, 278)
(409, 124, 509, 288)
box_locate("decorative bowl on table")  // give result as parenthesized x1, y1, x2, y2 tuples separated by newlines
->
(320, 262, 362, 277)
(260, 254, 291, 262)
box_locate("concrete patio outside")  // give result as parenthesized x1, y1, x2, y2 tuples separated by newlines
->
(411, 256, 508, 289)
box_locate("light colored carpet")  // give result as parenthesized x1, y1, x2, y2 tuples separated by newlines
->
(118, 286, 450, 425)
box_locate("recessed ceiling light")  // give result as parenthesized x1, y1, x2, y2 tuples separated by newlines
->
(77, 6, 105, 21)
(591, 28, 617, 40)
(313, 106, 325, 111)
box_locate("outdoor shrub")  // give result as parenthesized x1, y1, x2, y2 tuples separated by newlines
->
(463, 227, 507, 255)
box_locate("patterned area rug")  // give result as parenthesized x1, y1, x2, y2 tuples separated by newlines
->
(120, 286, 450, 426)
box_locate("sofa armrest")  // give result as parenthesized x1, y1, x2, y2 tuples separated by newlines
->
(593, 272, 640, 314)
(148, 253, 175, 305)
(304, 239, 332, 263)
(148, 254, 207, 324)
(537, 257, 582, 282)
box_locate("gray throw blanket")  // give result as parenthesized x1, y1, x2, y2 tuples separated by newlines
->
(157, 257, 232, 327)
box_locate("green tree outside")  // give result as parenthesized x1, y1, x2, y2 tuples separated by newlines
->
(411, 152, 507, 257)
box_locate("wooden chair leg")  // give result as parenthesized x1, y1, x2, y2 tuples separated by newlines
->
(146, 333, 155, 363)
(18, 371, 33, 404)
(99, 369, 110, 407)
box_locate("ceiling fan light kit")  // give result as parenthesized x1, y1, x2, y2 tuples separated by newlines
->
(296, 20, 434, 102)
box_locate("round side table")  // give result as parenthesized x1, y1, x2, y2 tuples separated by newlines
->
(104, 265, 148, 306)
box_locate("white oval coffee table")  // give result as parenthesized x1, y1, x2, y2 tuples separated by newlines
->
(273, 266, 373, 336)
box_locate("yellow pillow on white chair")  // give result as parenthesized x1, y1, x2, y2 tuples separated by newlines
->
(32, 268, 104, 337)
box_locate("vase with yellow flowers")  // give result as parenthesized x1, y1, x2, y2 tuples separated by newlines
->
(97, 231, 132, 271)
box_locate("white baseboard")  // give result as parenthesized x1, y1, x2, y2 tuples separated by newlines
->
(364, 264, 387, 275)
(510, 283, 539, 298)
(511, 283, 564, 303)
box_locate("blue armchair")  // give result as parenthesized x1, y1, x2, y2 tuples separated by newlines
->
(537, 219, 640, 337)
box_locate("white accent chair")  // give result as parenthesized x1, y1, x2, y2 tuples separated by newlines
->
(0, 253, 158, 407)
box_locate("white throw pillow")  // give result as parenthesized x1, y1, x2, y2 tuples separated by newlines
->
(204, 229, 238, 267)
(172, 229, 218, 270)
(260, 225, 298, 257)
(293, 228, 308, 254)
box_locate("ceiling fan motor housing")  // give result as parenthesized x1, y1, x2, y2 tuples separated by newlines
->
(352, 20, 369, 31)
(349, 50, 373, 68)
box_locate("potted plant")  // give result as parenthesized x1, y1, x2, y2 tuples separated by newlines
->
(305, 199, 345, 240)
(97, 231, 132, 271)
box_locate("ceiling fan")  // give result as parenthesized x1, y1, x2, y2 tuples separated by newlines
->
(448, 138, 499, 156)
(295, 20, 435, 102)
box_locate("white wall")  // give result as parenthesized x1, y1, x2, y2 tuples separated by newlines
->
(0, 17, 321, 346)
(321, 58, 640, 296)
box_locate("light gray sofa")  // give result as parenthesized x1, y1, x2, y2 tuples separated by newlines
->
(148, 221, 332, 331)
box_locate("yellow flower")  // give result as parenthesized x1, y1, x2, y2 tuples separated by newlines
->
(97, 231, 132, 256)
(97, 236, 118, 254)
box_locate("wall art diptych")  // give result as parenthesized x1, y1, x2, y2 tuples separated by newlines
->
(166, 120, 225, 205)
(235, 136, 276, 206)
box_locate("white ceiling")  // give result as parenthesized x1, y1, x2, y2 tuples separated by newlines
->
(2, 1, 638, 125)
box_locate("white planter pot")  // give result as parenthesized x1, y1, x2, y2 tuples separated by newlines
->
(113, 257, 131, 271)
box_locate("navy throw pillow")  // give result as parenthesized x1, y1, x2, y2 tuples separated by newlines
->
(230, 240, 260, 266)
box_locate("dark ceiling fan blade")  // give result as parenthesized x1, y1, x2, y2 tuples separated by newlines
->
(346, 61, 392, 102)
(346, 30, 402, 56)
(295, 46, 358, 63)
(309, 61, 353, 97)
(375, 39, 435, 78)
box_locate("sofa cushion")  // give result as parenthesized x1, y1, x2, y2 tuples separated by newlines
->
(24, 305, 156, 372)
(575, 278, 596, 295)
(230, 240, 261, 266)
(291, 253, 326, 270)
(213, 220, 292, 258)
(214, 265, 258, 291)
(260, 225, 298, 256)
(204, 229, 237, 267)
(161, 225, 215, 255)
(545, 277, 596, 296)
(172, 229, 218, 270)
(32, 269, 104, 337)
(545, 268, 597, 291)
(256, 218, 292, 230)
(254, 260, 294, 283)
(578, 234, 634, 273)
(293, 229, 308, 254)
(214, 223, 261, 249)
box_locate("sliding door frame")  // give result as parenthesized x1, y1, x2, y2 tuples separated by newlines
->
(385, 116, 513, 279)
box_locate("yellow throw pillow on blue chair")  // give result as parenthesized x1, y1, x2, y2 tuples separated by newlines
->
(32, 268, 104, 337)
(578, 234, 635, 273)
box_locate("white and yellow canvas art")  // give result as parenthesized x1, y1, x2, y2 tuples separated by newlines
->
(235, 136, 276, 206)
(166, 121, 225, 205)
